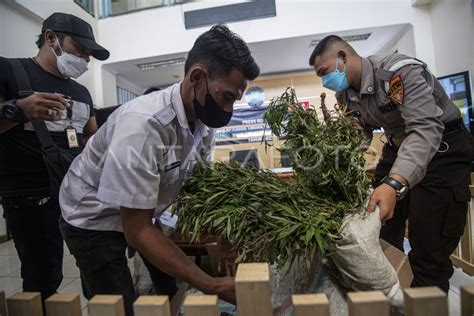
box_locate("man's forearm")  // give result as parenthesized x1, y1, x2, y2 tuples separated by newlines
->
(128, 223, 215, 294)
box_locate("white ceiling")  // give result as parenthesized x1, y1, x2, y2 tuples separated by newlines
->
(103, 23, 412, 92)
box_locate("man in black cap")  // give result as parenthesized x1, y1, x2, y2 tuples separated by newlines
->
(0, 12, 109, 300)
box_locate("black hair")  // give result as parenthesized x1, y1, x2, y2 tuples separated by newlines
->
(308, 35, 355, 66)
(35, 31, 65, 49)
(143, 87, 161, 95)
(184, 24, 260, 81)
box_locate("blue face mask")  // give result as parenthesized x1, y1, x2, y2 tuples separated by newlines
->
(322, 57, 349, 92)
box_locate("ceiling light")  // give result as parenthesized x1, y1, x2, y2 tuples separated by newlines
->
(137, 57, 186, 71)
(309, 33, 372, 48)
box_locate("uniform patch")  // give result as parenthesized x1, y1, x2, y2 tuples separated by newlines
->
(387, 75, 404, 105)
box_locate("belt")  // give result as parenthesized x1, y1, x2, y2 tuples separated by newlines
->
(387, 118, 467, 148)
(1, 195, 51, 207)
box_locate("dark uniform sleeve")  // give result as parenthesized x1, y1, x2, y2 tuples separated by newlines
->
(390, 65, 444, 187)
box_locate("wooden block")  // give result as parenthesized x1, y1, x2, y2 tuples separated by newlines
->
(292, 294, 329, 316)
(461, 208, 473, 262)
(170, 283, 188, 316)
(134, 296, 170, 316)
(347, 291, 390, 316)
(470, 172, 474, 185)
(88, 295, 125, 316)
(470, 185, 474, 197)
(461, 284, 474, 316)
(45, 293, 81, 316)
(7, 292, 43, 316)
(453, 245, 461, 258)
(183, 295, 219, 316)
(450, 255, 474, 276)
(404, 287, 448, 316)
(380, 239, 413, 288)
(205, 243, 220, 276)
(0, 291, 7, 316)
(235, 263, 272, 316)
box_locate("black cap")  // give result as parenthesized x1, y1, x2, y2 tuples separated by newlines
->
(42, 12, 110, 61)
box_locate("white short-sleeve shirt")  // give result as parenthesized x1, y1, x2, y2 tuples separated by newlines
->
(59, 82, 215, 232)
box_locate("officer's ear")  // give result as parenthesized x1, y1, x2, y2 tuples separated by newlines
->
(189, 66, 206, 88)
(337, 50, 348, 64)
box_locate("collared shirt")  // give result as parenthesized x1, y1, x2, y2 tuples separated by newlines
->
(337, 53, 461, 188)
(59, 82, 215, 232)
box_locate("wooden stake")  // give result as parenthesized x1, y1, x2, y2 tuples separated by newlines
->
(183, 295, 219, 316)
(134, 296, 170, 316)
(461, 284, 474, 316)
(404, 287, 448, 316)
(7, 292, 43, 316)
(170, 283, 188, 316)
(0, 291, 7, 316)
(235, 263, 272, 316)
(461, 205, 473, 262)
(88, 295, 125, 316)
(347, 291, 390, 316)
(292, 294, 329, 316)
(45, 293, 81, 316)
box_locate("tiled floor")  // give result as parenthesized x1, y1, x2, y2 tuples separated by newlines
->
(0, 240, 89, 315)
(0, 239, 473, 315)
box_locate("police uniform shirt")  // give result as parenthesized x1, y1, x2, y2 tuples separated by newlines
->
(59, 82, 215, 232)
(336, 53, 461, 188)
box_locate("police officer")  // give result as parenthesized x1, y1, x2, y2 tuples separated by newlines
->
(309, 35, 473, 292)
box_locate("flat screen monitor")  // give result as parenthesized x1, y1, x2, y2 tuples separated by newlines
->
(438, 71, 472, 129)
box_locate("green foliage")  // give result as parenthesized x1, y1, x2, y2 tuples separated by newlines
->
(175, 88, 370, 265)
(264, 88, 370, 208)
(175, 161, 343, 265)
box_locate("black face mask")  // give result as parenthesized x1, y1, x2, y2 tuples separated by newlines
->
(193, 78, 232, 128)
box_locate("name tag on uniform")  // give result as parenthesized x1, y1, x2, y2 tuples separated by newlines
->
(65, 126, 79, 148)
(159, 211, 178, 228)
(164, 161, 181, 172)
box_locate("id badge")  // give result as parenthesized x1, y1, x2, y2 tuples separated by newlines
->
(66, 126, 79, 148)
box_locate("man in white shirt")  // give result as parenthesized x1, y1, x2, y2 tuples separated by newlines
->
(58, 24, 260, 315)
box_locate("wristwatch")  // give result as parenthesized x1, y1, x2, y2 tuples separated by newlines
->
(380, 176, 408, 201)
(1, 100, 25, 123)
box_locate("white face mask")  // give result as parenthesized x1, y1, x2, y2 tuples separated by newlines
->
(52, 38, 88, 79)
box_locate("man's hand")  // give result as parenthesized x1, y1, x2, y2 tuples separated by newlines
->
(367, 183, 397, 222)
(213, 277, 236, 305)
(16, 92, 69, 121)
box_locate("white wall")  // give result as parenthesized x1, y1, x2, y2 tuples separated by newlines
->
(0, 2, 42, 58)
(98, 0, 436, 65)
(429, 0, 474, 77)
(94, 0, 438, 105)
(5, 0, 474, 106)
(2, 1, 100, 105)
(373, 24, 417, 57)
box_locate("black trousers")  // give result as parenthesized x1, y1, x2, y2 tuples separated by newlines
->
(375, 129, 473, 293)
(2, 197, 64, 299)
(59, 218, 178, 316)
